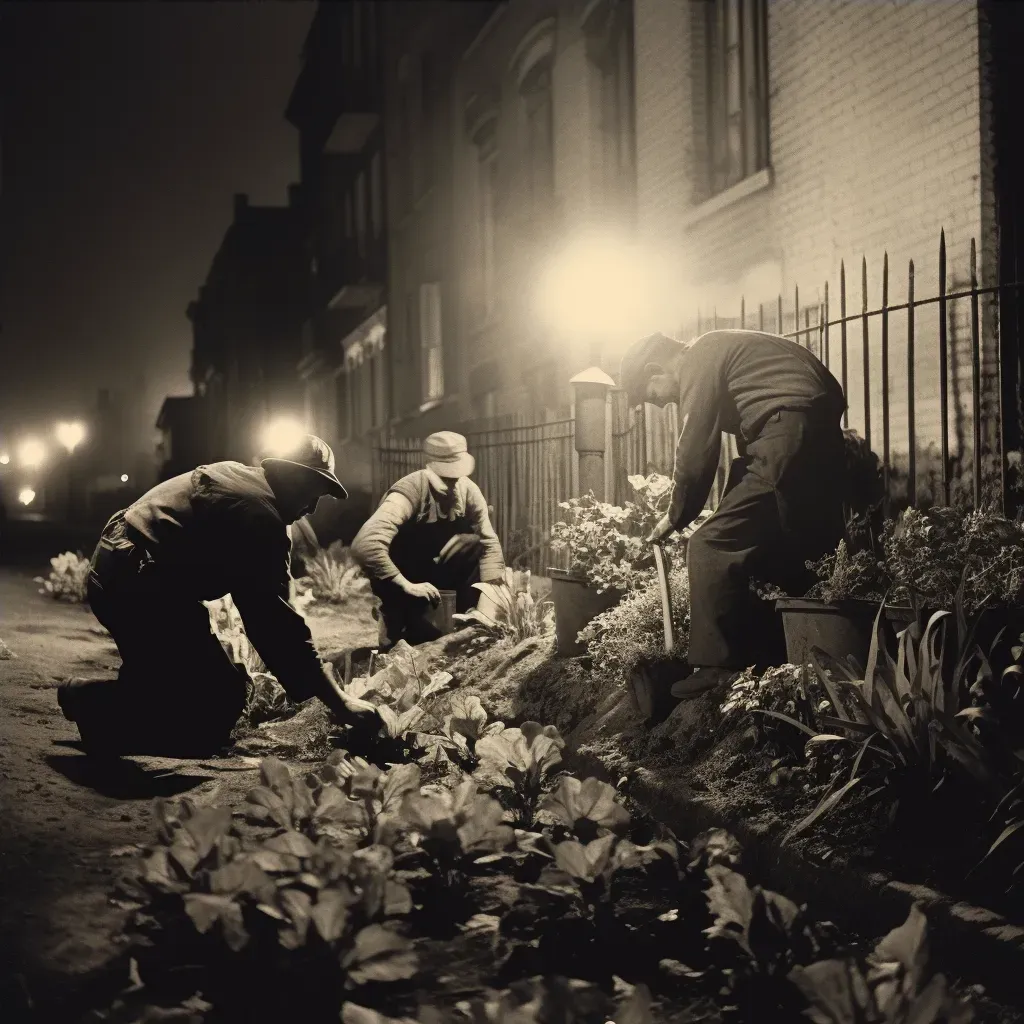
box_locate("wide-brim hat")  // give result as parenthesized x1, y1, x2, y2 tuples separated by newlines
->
(260, 433, 348, 499)
(424, 430, 475, 479)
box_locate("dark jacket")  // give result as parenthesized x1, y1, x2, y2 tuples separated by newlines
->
(121, 461, 324, 703)
(669, 330, 847, 529)
(351, 469, 505, 583)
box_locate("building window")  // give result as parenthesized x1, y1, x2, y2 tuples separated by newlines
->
(704, 0, 769, 196)
(474, 120, 499, 319)
(522, 63, 554, 210)
(370, 151, 383, 238)
(419, 282, 444, 404)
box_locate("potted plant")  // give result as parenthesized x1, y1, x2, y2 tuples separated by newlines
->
(764, 431, 908, 670)
(770, 499, 1024, 672)
(549, 474, 689, 657)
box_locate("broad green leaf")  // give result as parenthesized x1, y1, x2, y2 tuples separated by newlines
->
(539, 776, 631, 834)
(277, 888, 313, 948)
(311, 885, 356, 943)
(259, 756, 293, 799)
(181, 805, 233, 861)
(554, 834, 617, 883)
(183, 893, 233, 934)
(263, 830, 317, 859)
(246, 785, 293, 829)
(342, 924, 419, 986)
(381, 763, 421, 814)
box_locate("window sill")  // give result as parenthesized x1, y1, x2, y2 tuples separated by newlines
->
(681, 167, 773, 229)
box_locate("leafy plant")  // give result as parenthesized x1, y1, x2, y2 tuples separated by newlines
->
(784, 606, 1004, 842)
(576, 560, 691, 679)
(537, 776, 631, 842)
(803, 540, 888, 604)
(720, 664, 832, 753)
(452, 568, 554, 646)
(35, 550, 91, 602)
(394, 779, 518, 929)
(789, 904, 974, 1023)
(302, 543, 370, 605)
(418, 693, 506, 771)
(551, 474, 712, 593)
(704, 864, 841, 1017)
(473, 723, 566, 827)
(245, 754, 420, 849)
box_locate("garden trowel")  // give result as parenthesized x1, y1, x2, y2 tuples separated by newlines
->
(628, 539, 694, 724)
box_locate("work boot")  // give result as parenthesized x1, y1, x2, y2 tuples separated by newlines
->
(670, 667, 737, 699)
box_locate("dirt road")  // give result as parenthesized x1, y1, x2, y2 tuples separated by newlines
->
(0, 566, 374, 1021)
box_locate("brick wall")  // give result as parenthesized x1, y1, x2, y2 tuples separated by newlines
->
(633, 0, 996, 491)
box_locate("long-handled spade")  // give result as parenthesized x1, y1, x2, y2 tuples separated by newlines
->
(628, 539, 694, 724)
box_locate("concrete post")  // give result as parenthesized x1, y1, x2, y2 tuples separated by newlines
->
(570, 366, 616, 501)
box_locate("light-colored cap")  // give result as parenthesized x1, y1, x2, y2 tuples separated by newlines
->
(424, 430, 475, 479)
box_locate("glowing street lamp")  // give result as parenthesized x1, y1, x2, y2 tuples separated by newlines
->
(0, 453, 9, 465)
(120, 473, 129, 483)
(535, 230, 674, 352)
(18, 486, 36, 506)
(17, 438, 47, 470)
(55, 420, 87, 454)
(260, 416, 306, 458)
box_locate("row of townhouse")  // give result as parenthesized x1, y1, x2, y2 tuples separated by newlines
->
(168, 0, 1024, 543)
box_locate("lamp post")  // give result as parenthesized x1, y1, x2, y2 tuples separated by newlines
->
(570, 367, 616, 500)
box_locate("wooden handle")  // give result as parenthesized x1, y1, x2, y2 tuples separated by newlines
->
(652, 542, 675, 654)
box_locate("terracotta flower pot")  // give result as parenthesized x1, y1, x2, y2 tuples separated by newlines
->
(548, 568, 622, 658)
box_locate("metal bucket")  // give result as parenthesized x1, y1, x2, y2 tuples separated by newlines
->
(423, 589, 458, 637)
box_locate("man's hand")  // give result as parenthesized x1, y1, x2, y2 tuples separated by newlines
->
(317, 664, 383, 733)
(400, 579, 442, 605)
(436, 533, 483, 565)
(646, 514, 676, 545)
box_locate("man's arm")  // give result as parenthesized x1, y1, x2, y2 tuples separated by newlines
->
(228, 511, 329, 703)
(667, 353, 725, 531)
(350, 492, 415, 582)
(463, 480, 506, 582)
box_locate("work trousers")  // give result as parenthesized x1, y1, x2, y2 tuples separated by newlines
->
(686, 409, 846, 670)
(372, 543, 483, 649)
(62, 512, 247, 757)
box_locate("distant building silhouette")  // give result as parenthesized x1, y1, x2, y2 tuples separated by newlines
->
(186, 191, 308, 463)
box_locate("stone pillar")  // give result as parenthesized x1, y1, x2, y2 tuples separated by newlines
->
(570, 367, 616, 500)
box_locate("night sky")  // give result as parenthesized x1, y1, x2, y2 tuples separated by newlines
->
(0, 1, 314, 456)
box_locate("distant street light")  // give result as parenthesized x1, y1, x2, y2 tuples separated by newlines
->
(55, 421, 87, 453)
(0, 453, 9, 465)
(17, 438, 47, 470)
(120, 473, 129, 483)
(18, 486, 36, 506)
(260, 417, 306, 457)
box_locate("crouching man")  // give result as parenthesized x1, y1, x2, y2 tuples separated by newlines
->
(351, 431, 506, 650)
(58, 434, 383, 757)
(619, 330, 849, 707)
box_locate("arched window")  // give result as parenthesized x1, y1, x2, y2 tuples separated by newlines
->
(510, 20, 556, 213)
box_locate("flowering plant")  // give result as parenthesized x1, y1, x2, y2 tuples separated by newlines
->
(35, 551, 91, 603)
(551, 473, 709, 593)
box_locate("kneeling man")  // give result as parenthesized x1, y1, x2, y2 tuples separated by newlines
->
(352, 431, 506, 649)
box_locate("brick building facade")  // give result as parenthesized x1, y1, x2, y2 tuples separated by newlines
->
(286, 1, 388, 534)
